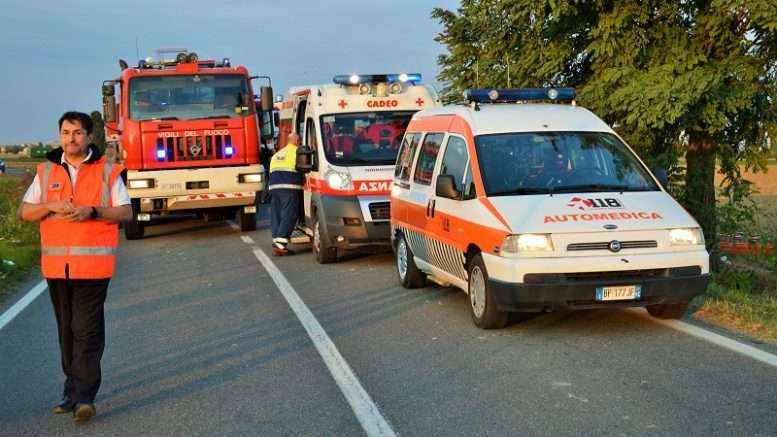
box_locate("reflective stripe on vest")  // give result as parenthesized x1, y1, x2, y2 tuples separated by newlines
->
(40, 162, 53, 203)
(101, 161, 114, 207)
(42, 246, 117, 256)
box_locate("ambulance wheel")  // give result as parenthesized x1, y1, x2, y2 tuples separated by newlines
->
(124, 217, 144, 240)
(468, 254, 508, 329)
(646, 302, 689, 319)
(395, 234, 426, 289)
(313, 215, 337, 264)
(237, 207, 256, 232)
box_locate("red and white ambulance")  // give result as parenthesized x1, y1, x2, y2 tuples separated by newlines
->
(277, 73, 439, 263)
(390, 88, 710, 329)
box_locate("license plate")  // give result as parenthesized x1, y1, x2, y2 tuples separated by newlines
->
(595, 285, 641, 301)
(244, 206, 257, 213)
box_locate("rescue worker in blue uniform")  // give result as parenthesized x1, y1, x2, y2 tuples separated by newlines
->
(268, 133, 304, 255)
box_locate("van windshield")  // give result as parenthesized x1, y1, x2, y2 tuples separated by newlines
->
(474, 132, 660, 196)
(129, 74, 251, 121)
(320, 111, 414, 166)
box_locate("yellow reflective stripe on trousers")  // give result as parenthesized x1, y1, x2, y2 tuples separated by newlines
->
(42, 246, 117, 256)
(101, 161, 113, 207)
(40, 162, 53, 203)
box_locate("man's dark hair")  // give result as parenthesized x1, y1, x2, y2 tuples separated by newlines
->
(58, 111, 93, 135)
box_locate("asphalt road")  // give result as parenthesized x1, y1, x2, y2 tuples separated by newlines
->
(1, 213, 776, 436)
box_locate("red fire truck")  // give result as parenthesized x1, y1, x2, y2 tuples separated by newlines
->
(102, 49, 274, 239)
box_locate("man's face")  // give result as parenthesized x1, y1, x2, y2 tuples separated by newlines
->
(60, 119, 91, 156)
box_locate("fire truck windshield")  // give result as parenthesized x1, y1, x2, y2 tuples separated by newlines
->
(129, 74, 251, 121)
(320, 111, 414, 166)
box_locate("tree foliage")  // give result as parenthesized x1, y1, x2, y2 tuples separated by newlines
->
(433, 0, 776, 263)
(90, 111, 106, 152)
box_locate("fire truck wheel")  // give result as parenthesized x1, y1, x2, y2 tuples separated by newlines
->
(124, 217, 144, 240)
(646, 302, 689, 319)
(238, 208, 257, 232)
(468, 254, 508, 329)
(395, 234, 426, 289)
(313, 214, 337, 264)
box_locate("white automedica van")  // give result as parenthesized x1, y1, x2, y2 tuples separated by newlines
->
(390, 88, 710, 329)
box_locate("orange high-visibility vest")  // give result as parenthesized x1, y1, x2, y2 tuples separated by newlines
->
(37, 156, 124, 279)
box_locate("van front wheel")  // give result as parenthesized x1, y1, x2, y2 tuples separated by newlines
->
(468, 254, 508, 329)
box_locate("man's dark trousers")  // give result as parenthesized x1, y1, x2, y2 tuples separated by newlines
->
(47, 278, 109, 404)
(270, 188, 302, 242)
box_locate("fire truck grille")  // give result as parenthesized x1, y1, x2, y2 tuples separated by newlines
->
(157, 134, 232, 162)
(368, 202, 390, 221)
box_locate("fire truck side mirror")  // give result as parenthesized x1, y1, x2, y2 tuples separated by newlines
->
(102, 82, 117, 124)
(259, 110, 275, 142)
(295, 145, 315, 173)
(260, 87, 274, 112)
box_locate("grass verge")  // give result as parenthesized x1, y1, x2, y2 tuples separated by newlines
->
(692, 256, 777, 344)
(0, 175, 39, 301)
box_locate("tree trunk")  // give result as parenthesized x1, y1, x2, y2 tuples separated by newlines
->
(685, 132, 718, 270)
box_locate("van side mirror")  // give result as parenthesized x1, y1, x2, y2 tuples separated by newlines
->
(653, 167, 668, 188)
(260, 86, 274, 112)
(436, 174, 460, 199)
(102, 82, 117, 124)
(296, 145, 315, 173)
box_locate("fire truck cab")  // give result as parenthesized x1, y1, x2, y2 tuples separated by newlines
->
(278, 73, 439, 263)
(102, 49, 275, 239)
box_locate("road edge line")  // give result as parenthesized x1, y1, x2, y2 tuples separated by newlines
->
(635, 310, 777, 368)
(251, 248, 397, 437)
(0, 279, 47, 331)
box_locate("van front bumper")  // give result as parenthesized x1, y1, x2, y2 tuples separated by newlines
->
(488, 271, 709, 312)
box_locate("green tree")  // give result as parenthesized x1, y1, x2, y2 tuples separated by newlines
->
(433, 1, 776, 265)
(90, 111, 106, 152)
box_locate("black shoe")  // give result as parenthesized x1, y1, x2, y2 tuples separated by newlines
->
(53, 399, 75, 414)
(73, 403, 96, 423)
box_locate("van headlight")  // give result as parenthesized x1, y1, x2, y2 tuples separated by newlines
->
(325, 170, 352, 191)
(500, 234, 554, 256)
(669, 228, 704, 246)
(128, 178, 155, 189)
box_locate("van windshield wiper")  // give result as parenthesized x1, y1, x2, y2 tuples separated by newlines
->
(151, 116, 179, 121)
(489, 187, 551, 196)
(552, 184, 632, 193)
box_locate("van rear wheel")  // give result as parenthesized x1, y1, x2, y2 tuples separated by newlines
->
(646, 302, 689, 319)
(468, 254, 508, 329)
(396, 234, 426, 288)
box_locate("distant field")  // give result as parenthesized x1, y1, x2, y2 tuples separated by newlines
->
(715, 163, 777, 195)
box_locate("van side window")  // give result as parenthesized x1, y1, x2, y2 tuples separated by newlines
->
(413, 133, 444, 185)
(438, 136, 468, 193)
(395, 133, 422, 182)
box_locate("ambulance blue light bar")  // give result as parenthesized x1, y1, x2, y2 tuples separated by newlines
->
(333, 73, 422, 85)
(464, 88, 576, 103)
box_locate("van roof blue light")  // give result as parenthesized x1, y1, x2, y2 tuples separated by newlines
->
(333, 73, 422, 85)
(464, 88, 576, 104)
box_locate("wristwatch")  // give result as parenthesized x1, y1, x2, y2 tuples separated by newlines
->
(90, 207, 99, 219)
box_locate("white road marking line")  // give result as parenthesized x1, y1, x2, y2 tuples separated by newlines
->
(241, 236, 254, 244)
(634, 309, 777, 368)
(0, 279, 47, 331)
(252, 248, 397, 437)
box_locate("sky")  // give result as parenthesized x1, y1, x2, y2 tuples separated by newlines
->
(0, 0, 460, 144)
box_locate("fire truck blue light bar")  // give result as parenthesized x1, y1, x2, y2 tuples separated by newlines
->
(464, 88, 576, 103)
